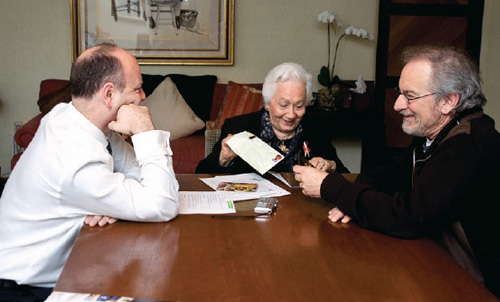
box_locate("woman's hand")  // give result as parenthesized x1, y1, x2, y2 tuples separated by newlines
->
(219, 134, 238, 167)
(307, 157, 336, 172)
(328, 207, 352, 224)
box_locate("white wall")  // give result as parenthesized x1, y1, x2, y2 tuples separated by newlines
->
(140, 0, 378, 83)
(0, 1, 72, 175)
(0, 0, 498, 175)
(481, 0, 500, 124)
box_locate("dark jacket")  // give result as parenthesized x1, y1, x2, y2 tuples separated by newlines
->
(196, 109, 349, 174)
(320, 108, 500, 297)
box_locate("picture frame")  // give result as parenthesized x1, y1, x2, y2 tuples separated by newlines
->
(70, 0, 234, 65)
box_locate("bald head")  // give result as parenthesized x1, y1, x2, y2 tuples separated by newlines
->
(70, 44, 129, 100)
(70, 44, 145, 135)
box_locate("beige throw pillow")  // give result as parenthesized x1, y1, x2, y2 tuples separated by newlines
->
(144, 77, 205, 140)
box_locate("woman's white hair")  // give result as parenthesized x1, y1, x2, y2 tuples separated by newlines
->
(261, 62, 313, 105)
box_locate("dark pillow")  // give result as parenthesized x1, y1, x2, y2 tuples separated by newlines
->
(141, 73, 217, 122)
(141, 74, 168, 96)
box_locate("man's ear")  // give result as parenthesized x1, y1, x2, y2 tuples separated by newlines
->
(441, 93, 460, 115)
(102, 83, 114, 110)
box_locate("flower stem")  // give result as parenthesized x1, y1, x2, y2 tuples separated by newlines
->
(327, 23, 331, 71)
(331, 33, 346, 82)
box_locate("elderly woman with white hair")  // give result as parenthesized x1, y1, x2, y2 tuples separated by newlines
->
(196, 62, 348, 174)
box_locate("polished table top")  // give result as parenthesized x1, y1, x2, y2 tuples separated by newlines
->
(55, 174, 496, 301)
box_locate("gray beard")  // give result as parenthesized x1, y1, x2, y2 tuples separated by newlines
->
(401, 120, 427, 137)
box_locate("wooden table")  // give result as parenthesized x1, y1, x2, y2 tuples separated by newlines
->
(54, 174, 496, 301)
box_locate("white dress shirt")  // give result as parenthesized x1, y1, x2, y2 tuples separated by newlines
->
(0, 102, 179, 287)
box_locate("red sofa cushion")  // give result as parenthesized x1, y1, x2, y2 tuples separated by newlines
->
(170, 135, 205, 174)
(14, 114, 43, 149)
(39, 79, 71, 99)
(214, 81, 263, 129)
(14, 79, 70, 147)
(210, 83, 262, 121)
(37, 81, 71, 115)
(11, 80, 71, 170)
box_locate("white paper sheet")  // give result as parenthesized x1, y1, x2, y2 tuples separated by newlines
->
(179, 191, 236, 214)
(45, 291, 135, 302)
(269, 171, 301, 188)
(227, 131, 284, 174)
(200, 173, 290, 201)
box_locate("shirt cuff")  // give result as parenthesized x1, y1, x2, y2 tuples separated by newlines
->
(131, 130, 172, 160)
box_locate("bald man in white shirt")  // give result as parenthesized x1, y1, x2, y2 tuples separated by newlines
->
(0, 43, 179, 302)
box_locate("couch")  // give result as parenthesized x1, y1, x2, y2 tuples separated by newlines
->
(12, 75, 263, 174)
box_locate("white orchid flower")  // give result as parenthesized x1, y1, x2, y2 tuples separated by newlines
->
(344, 25, 374, 40)
(344, 25, 353, 35)
(356, 28, 367, 37)
(317, 11, 374, 89)
(318, 11, 330, 23)
(318, 11, 342, 27)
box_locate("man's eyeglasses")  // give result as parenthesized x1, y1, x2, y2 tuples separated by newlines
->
(394, 87, 437, 104)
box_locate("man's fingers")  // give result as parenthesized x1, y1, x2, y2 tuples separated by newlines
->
(103, 217, 118, 226)
(328, 211, 342, 222)
(85, 215, 102, 227)
(85, 215, 118, 227)
(108, 121, 117, 131)
(96, 216, 119, 227)
(328, 207, 351, 223)
(341, 215, 352, 223)
(98, 216, 110, 227)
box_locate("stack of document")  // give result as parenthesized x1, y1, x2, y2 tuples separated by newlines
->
(200, 173, 290, 200)
(46, 291, 177, 301)
(178, 173, 290, 214)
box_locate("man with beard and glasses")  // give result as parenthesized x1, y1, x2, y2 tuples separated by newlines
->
(293, 45, 500, 297)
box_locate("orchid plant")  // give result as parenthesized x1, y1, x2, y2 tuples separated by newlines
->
(317, 11, 374, 89)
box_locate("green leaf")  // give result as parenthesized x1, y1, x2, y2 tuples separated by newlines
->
(331, 75, 340, 85)
(318, 66, 331, 87)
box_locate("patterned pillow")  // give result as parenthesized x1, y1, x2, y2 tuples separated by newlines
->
(204, 128, 221, 157)
(203, 82, 264, 157)
(214, 81, 264, 129)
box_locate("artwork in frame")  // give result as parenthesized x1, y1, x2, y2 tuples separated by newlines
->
(70, 0, 234, 65)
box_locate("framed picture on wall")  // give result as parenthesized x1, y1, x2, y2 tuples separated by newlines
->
(70, 0, 234, 65)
